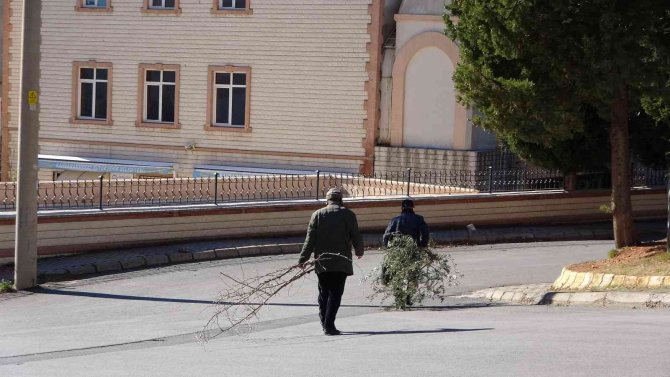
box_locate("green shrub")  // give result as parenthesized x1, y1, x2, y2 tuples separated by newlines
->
(366, 235, 462, 310)
(0, 279, 14, 293)
(608, 249, 620, 259)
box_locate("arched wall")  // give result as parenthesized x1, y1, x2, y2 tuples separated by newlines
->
(403, 46, 455, 148)
(390, 31, 469, 149)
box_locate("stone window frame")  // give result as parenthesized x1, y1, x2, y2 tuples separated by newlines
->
(210, 0, 253, 16)
(141, 0, 182, 15)
(136, 63, 181, 129)
(75, 0, 113, 13)
(71, 61, 114, 126)
(205, 65, 252, 133)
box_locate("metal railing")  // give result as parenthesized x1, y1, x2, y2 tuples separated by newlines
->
(0, 167, 665, 211)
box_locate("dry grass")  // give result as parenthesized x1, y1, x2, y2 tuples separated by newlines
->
(570, 243, 670, 276)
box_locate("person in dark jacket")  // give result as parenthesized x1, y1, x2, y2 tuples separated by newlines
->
(382, 199, 430, 247)
(298, 188, 364, 336)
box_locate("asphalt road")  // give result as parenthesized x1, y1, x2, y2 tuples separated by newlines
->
(2, 240, 669, 376)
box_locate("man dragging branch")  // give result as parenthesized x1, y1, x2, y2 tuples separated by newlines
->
(298, 188, 364, 336)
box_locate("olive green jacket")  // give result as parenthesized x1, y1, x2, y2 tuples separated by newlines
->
(298, 203, 364, 276)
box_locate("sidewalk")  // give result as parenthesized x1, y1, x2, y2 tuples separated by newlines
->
(466, 283, 670, 308)
(0, 220, 665, 284)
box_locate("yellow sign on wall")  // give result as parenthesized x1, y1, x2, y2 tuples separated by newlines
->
(28, 90, 38, 105)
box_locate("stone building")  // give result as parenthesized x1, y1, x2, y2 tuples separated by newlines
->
(375, 0, 497, 173)
(0, 0, 497, 181)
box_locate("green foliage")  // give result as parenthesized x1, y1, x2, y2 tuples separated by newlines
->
(0, 279, 14, 294)
(445, 1, 670, 169)
(608, 249, 620, 259)
(366, 235, 461, 310)
(599, 204, 613, 214)
(501, 106, 610, 172)
(502, 108, 669, 172)
(629, 112, 670, 169)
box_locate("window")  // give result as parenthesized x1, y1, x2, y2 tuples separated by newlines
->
(211, 0, 252, 15)
(84, 0, 107, 7)
(142, 0, 180, 14)
(75, 0, 112, 12)
(71, 61, 112, 125)
(206, 66, 251, 132)
(150, 0, 175, 9)
(137, 64, 180, 128)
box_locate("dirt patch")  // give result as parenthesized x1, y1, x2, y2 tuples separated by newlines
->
(570, 243, 670, 276)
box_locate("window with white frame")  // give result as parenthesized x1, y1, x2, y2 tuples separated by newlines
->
(78, 67, 109, 120)
(150, 0, 175, 9)
(144, 70, 176, 123)
(219, 0, 246, 10)
(83, 0, 108, 8)
(211, 70, 248, 127)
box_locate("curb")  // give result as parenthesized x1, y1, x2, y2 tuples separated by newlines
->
(467, 284, 670, 308)
(30, 220, 662, 284)
(469, 284, 551, 305)
(39, 242, 306, 283)
(431, 225, 613, 247)
(551, 268, 670, 291)
(39, 226, 610, 283)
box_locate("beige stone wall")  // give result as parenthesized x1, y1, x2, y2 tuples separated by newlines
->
(374, 146, 480, 173)
(378, 47, 395, 145)
(3, 0, 23, 181)
(5, 0, 376, 177)
(0, 1, 4, 80)
(395, 17, 445, 51)
(0, 189, 664, 258)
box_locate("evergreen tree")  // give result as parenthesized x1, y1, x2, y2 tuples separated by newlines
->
(446, 0, 670, 247)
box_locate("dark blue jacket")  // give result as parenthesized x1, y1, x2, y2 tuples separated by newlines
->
(382, 210, 430, 247)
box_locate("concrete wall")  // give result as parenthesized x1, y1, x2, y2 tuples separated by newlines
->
(0, 188, 664, 259)
(403, 46, 455, 149)
(4, 0, 380, 178)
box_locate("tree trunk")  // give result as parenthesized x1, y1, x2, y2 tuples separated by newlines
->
(564, 171, 578, 191)
(609, 87, 636, 248)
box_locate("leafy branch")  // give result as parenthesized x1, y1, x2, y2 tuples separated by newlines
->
(365, 235, 463, 310)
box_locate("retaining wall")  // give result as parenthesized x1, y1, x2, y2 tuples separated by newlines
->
(0, 188, 665, 260)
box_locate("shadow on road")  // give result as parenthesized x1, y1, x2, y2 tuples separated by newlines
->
(342, 328, 493, 336)
(32, 287, 500, 312)
(32, 287, 219, 305)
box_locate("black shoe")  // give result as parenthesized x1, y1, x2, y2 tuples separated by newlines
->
(324, 328, 341, 336)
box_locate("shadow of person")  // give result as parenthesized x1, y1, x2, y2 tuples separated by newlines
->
(341, 328, 493, 336)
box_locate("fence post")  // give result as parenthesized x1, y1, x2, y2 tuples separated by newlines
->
(488, 166, 493, 194)
(98, 175, 104, 210)
(214, 173, 219, 205)
(315, 170, 320, 200)
(406, 168, 412, 197)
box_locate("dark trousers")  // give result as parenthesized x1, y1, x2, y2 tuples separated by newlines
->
(317, 272, 347, 330)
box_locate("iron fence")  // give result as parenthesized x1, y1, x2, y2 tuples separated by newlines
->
(0, 167, 665, 211)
